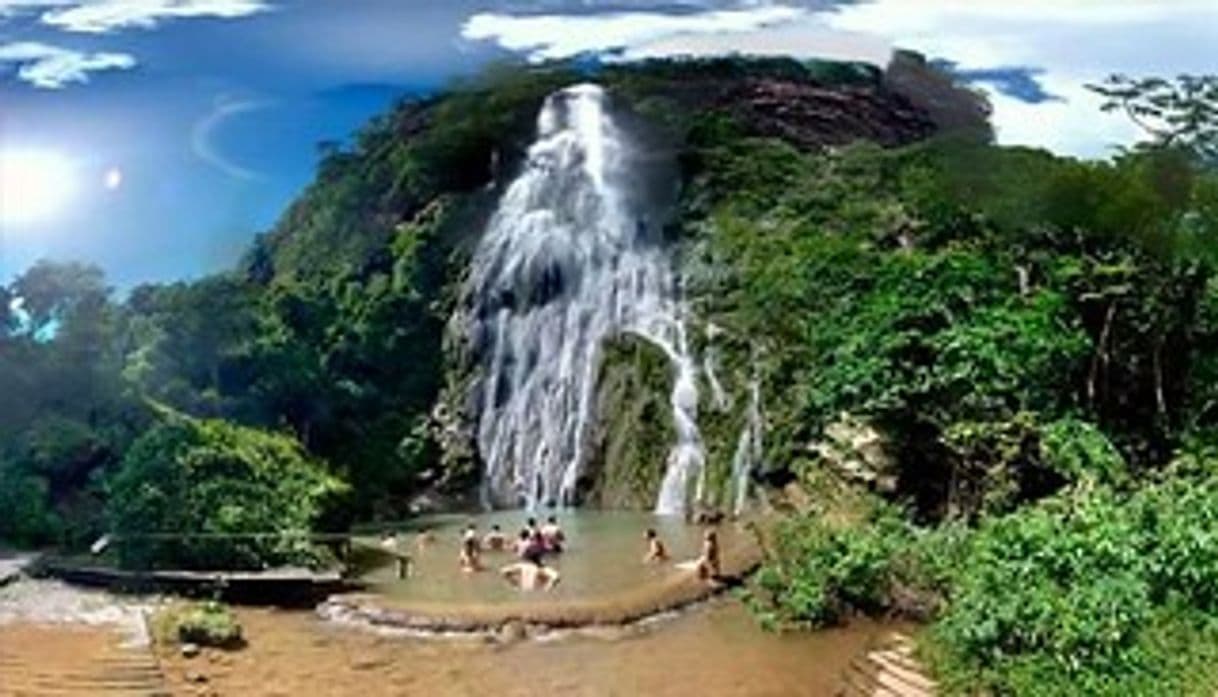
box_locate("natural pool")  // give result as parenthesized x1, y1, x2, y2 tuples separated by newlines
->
(353, 511, 748, 605)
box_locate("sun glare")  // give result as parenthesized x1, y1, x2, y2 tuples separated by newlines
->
(0, 149, 76, 227)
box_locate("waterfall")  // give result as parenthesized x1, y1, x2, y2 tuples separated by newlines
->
(730, 370, 763, 517)
(467, 84, 704, 512)
(702, 322, 731, 413)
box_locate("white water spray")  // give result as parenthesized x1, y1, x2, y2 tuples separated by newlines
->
(730, 372, 763, 516)
(467, 84, 704, 512)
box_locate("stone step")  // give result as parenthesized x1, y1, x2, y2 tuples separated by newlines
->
(837, 632, 937, 697)
(843, 659, 903, 697)
(867, 652, 937, 693)
(868, 648, 923, 675)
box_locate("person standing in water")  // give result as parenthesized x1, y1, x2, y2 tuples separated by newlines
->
(540, 515, 565, 553)
(515, 529, 544, 565)
(643, 528, 668, 563)
(483, 524, 507, 552)
(460, 523, 482, 572)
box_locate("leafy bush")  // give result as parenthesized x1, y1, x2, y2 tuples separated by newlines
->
(0, 460, 61, 546)
(155, 601, 243, 649)
(747, 506, 911, 628)
(107, 413, 346, 570)
(751, 463, 1218, 694)
(928, 475, 1218, 695)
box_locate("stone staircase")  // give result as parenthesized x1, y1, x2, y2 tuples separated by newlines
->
(0, 630, 169, 697)
(838, 632, 938, 697)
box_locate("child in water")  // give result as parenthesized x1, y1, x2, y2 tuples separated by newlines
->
(643, 528, 668, 563)
(459, 523, 482, 572)
(483, 524, 507, 552)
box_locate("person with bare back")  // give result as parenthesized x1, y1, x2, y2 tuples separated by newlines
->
(500, 559, 560, 591)
(696, 529, 721, 581)
(643, 528, 668, 563)
(460, 523, 483, 572)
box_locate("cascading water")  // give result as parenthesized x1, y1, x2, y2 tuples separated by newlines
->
(467, 83, 704, 513)
(730, 372, 764, 517)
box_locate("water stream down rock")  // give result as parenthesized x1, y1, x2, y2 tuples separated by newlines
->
(467, 84, 704, 514)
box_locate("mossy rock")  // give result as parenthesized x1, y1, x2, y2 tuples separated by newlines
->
(582, 335, 674, 508)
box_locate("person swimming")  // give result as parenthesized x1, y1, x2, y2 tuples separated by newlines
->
(696, 529, 721, 581)
(499, 560, 560, 591)
(483, 524, 507, 552)
(540, 515, 565, 553)
(460, 523, 482, 572)
(643, 528, 668, 563)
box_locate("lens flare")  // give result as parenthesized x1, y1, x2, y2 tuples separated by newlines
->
(0, 149, 76, 227)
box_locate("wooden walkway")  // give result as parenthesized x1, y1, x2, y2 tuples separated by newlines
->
(838, 632, 938, 697)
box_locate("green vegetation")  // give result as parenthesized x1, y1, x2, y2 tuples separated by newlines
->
(154, 600, 244, 649)
(108, 412, 345, 570)
(691, 74, 1218, 693)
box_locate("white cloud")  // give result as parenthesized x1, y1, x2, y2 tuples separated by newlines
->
(822, 0, 1218, 158)
(0, 0, 270, 32)
(620, 14, 889, 65)
(0, 41, 134, 88)
(462, 5, 806, 62)
(190, 95, 270, 180)
(40, 0, 270, 33)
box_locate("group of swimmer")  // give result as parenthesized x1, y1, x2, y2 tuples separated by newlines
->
(388, 516, 722, 592)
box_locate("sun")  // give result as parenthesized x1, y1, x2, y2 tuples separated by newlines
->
(0, 149, 77, 227)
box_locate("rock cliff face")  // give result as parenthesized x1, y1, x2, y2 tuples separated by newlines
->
(714, 79, 937, 151)
(581, 336, 675, 509)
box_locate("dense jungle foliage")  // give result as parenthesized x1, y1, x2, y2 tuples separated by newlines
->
(2, 55, 1217, 694)
(694, 88, 1218, 694)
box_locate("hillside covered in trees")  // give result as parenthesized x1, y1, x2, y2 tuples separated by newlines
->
(3, 55, 1218, 694)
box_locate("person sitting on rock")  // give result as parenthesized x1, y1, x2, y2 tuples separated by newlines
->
(483, 524, 508, 552)
(540, 515, 565, 553)
(696, 529, 721, 582)
(500, 559, 560, 591)
(460, 523, 482, 573)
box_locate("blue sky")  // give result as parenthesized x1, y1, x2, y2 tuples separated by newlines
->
(0, 1, 1214, 288)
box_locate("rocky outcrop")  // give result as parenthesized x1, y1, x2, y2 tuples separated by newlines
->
(813, 414, 899, 494)
(580, 336, 675, 508)
(716, 79, 937, 151)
